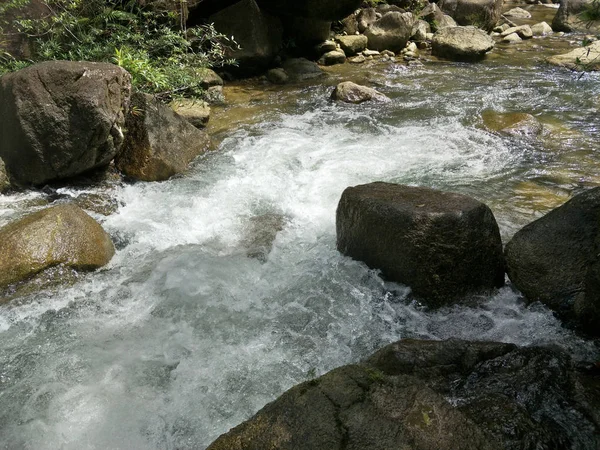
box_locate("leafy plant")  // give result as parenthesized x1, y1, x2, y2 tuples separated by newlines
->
(1, 0, 238, 99)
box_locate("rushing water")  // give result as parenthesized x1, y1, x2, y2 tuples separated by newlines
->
(1, 18, 600, 450)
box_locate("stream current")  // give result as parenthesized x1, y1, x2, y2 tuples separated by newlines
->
(1, 21, 600, 449)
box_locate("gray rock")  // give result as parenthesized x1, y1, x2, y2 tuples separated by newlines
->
(500, 25, 533, 39)
(357, 7, 378, 33)
(266, 68, 289, 84)
(0, 61, 131, 186)
(339, 12, 359, 35)
(281, 58, 325, 81)
(411, 19, 431, 41)
(546, 40, 600, 71)
(502, 32, 523, 43)
(315, 40, 337, 55)
(336, 182, 504, 306)
(115, 93, 210, 182)
(438, 14, 458, 29)
(331, 81, 390, 104)
(531, 21, 554, 36)
(481, 111, 544, 137)
(335, 34, 368, 56)
(432, 26, 495, 61)
(348, 54, 367, 63)
(170, 99, 211, 128)
(505, 187, 600, 335)
(318, 49, 347, 65)
(438, 0, 503, 31)
(504, 6, 532, 18)
(208, 339, 600, 450)
(365, 11, 415, 52)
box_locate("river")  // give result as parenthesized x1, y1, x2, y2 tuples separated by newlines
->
(1, 10, 599, 449)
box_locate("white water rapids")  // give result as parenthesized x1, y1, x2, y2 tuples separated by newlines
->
(1, 57, 599, 449)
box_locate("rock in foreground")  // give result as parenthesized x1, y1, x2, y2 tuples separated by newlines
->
(547, 40, 600, 71)
(336, 182, 504, 306)
(208, 339, 600, 450)
(432, 26, 494, 61)
(0, 204, 115, 289)
(116, 93, 211, 182)
(0, 61, 131, 186)
(331, 82, 390, 104)
(505, 187, 600, 335)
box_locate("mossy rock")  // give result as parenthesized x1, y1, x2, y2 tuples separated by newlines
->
(0, 204, 115, 290)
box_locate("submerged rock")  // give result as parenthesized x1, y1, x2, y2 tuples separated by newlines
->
(365, 11, 415, 52)
(242, 213, 286, 262)
(331, 82, 390, 104)
(208, 339, 600, 450)
(432, 26, 494, 61)
(547, 40, 600, 71)
(505, 187, 600, 335)
(481, 110, 544, 137)
(116, 93, 211, 182)
(336, 182, 504, 306)
(0, 61, 131, 186)
(552, 0, 595, 32)
(0, 204, 114, 290)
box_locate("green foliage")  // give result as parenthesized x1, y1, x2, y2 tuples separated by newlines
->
(580, 0, 600, 23)
(0, 0, 238, 99)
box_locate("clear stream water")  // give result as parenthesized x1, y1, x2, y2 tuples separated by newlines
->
(1, 11, 600, 449)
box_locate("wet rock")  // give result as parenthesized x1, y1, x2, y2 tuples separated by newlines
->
(336, 182, 504, 306)
(256, 0, 362, 21)
(0, 204, 115, 290)
(242, 213, 286, 262)
(170, 99, 211, 128)
(357, 7, 378, 33)
(0, 158, 10, 193)
(335, 35, 368, 56)
(531, 21, 554, 36)
(74, 192, 120, 216)
(504, 6, 532, 18)
(505, 187, 600, 335)
(331, 81, 390, 104)
(0, 61, 131, 186)
(318, 49, 347, 66)
(438, 0, 503, 31)
(552, 0, 594, 32)
(209, 0, 282, 75)
(208, 339, 600, 450)
(502, 32, 523, 43)
(365, 11, 415, 52)
(482, 110, 544, 137)
(438, 14, 458, 30)
(281, 58, 325, 81)
(266, 68, 289, 84)
(115, 93, 210, 182)
(419, 3, 446, 28)
(500, 25, 533, 39)
(432, 26, 495, 61)
(547, 40, 600, 71)
(315, 40, 337, 55)
(339, 13, 359, 35)
(411, 19, 431, 41)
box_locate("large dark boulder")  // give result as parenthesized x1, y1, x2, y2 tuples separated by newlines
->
(552, 0, 595, 32)
(115, 93, 210, 182)
(437, 0, 503, 32)
(505, 187, 600, 335)
(256, 0, 362, 20)
(336, 182, 504, 306)
(0, 61, 131, 186)
(0, 204, 115, 290)
(365, 12, 416, 52)
(208, 339, 600, 450)
(209, 0, 282, 75)
(432, 26, 494, 61)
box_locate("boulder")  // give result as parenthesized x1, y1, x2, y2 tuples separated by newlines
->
(280, 16, 332, 49)
(432, 26, 495, 61)
(315, 40, 337, 55)
(546, 40, 600, 71)
(419, 3, 446, 27)
(266, 68, 289, 84)
(339, 13, 359, 35)
(411, 19, 431, 41)
(365, 12, 415, 52)
(505, 187, 600, 334)
(209, 0, 283, 75)
(318, 49, 347, 65)
(438, 14, 459, 29)
(0, 61, 131, 186)
(0, 158, 10, 193)
(115, 93, 210, 182)
(552, 0, 594, 32)
(348, 54, 367, 63)
(357, 7, 378, 33)
(335, 35, 368, 56)
(531, 21, 554, 36)
(438, 0, 503, 31)
(502, 32, 523, 43)
(281, 58, 325, 81)
(503, 6, 532, 18)
(170, 99, 210, 128)
(208, 339, 600, 450)
(500, 25, 533, 39)
(331, 82, 390, 104)
(256, 0, 362, 20)
(481, 111, 544, 137)
(0, 204, 115, 289)
(336, 182, 504, 306)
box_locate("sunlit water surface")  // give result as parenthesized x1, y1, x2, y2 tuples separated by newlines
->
(1, 26, 599, 449)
